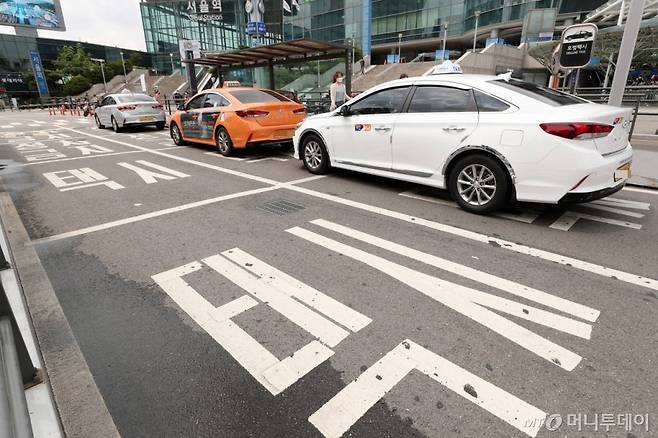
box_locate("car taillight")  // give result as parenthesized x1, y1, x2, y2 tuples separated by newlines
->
(117, 105, 137, 111)
(293, 107, 306, 115)
(235, 110, 269, 118)
(540, 123, 613, 140)
(152, 104, 163, 109)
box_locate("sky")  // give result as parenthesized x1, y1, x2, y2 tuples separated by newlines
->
(0, 0, 147, 51)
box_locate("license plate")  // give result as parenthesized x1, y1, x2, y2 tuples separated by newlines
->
(140, 116, 156, 122)
(614, 163, 631, 181)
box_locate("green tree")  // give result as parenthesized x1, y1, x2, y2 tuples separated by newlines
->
(53, 45, 96, 79)
(63, 75, 91, 95)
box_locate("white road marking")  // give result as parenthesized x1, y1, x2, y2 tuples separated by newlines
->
(285, 185, 658, 292)
(309, 340, 545, 438)
(247, 157, 289, 163)
(204, 152, 247, 161)
(1, 125, 13, 129)
(153, 251, 370, 396)
(117, 160, 190, 184)
(288, 226, 585, 371)
(17, 147, 183, 167)
(223, 248, 371, 332)
(623, 186, 658, 196)
(550, 211, 642, 231)
(310, 219, 599, 323)
(60, 180, 125, 192)
(31, 186, 280, 245)
(60, 127, 279, 185)
(399, 189, 541, 224)
(10, 122, 22, 125)
(592, 197, 651, 210)
(578, 203, 645, 218)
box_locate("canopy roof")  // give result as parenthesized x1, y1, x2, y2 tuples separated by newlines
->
(184, 39, 348, 70)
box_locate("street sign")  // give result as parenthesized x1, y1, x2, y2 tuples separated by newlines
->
(559, 23, 598, 69)
(247, 21, 266, 35)
(29, 50, 49, 97)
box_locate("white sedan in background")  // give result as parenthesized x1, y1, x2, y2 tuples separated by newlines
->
(293, 72, 633, 214)
(95, 93, 166, 133)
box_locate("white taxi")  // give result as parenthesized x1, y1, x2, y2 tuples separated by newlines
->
(293, 67, 633, 214)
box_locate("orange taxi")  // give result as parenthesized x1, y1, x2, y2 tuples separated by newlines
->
(169, 86, 306, 156)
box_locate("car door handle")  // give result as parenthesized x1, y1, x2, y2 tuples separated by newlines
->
(374, 127, 391, 132)
(443, 126, 466, 132)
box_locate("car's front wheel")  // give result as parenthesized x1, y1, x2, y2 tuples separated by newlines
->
(448, 154, 509, 214)
(301, 135, 330, 174)
(215, 127, 234, 156)
(170, 123, 186, 146)
(95, 115, 105, 129)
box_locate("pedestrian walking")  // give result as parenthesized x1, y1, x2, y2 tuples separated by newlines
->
(153, 86, 162, 103)
(360, 58, 365, 75)
(330, 71, 350, 111)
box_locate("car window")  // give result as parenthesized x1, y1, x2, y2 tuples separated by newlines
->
(186, 94, 206, 110)
(116, 94, 155, 103)
(473, 90, 510, 112)
(205, 93, 229, 108)
(488, 79, 586, 106)
(408, 86, 477, 113)
(229, 89, 288, 103)
(349, 87, 410, 115)
(101, 97, 115, 106)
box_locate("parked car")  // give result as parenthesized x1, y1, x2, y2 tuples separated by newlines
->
(95, 93, 165, 132)
(293, 73, 632, 214)
(169, 87, 306, 156)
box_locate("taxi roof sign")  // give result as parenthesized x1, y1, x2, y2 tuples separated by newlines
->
(430, 61, 463, 75)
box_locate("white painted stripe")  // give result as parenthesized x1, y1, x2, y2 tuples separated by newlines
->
(17, 147, 184, 167)
(203, 254, 349, 347)
(204, 152, 247, 161)
(31, 186, 280, 245)
(399, 190, 541, 224)
(60, 181, 125, 192)
(223, 248, 372, 332)
(247, 157, 289, 163)
(1, 125, 13, 129)
(550, 211, 642, 231)
(593, 197, 651, 210)
(262, 340, 334, 392)
(10, 122, 22, 125)
(58, 127, 279, 185)
(623, 186, 658, 196)
(134, 160, 190, 177)
(288, 227, 583, 371)
(285, 185, 658, 292)
(209, 295, 258, 321)
(311, 219, 599, 323)
(309, 340, 545, 438)
(578, 203, 644, 218)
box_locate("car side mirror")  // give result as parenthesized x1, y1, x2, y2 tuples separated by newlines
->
(339, 105, 351, 117)
(177, 104, 186, 111)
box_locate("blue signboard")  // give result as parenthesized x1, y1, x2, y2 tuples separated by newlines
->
(29, 50, 49, 97)
(247, 21, 266, 35)
(485, 37, 505, 47)
(386, 54, 400, 64)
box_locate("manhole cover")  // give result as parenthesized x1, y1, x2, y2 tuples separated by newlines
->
(257, 199, 305, 215)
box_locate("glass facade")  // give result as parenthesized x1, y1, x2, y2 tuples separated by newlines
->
(0, 33, 148, 97)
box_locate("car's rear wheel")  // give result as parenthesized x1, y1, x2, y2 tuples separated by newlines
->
(156, 122, 165, 130)
(170, 123, 186, 146)
(448, 154, 509, 214)
(95, 115, 105, 129)
(302, 135, 330, 174)
(215, 127, 234, 156)
(111, 117, 122, 133)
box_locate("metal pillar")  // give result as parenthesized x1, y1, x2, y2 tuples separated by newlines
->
(609, 0, 646, 106)
(473, 11, 481, 52)
(346, 39, 353, 96)
(268, 61, 276, 90)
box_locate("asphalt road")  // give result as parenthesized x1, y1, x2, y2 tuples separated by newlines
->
(1, 110, 657, 438)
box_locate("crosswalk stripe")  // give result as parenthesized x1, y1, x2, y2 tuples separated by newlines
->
(288, 226, 584, 371)
(310, 219, 600, 322)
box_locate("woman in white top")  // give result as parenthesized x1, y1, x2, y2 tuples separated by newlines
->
(329, 71, 350, 111)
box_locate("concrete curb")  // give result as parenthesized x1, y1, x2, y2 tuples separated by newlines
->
(0, 192, 120, 438)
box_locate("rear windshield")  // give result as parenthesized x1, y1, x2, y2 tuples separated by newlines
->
(229, 89, 289, 103)
(116, 94, 156, 103)
(488, 79, 587, 106)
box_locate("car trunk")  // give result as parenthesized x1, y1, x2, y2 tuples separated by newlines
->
(126, 102, 160, 115)
(243, 102, 303, 127)
(558, 103, 633, 156)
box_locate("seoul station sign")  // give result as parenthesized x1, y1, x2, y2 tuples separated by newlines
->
(186, 0, 223, 21)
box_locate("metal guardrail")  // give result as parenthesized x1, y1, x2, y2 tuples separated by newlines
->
(0, 238, 36, 438)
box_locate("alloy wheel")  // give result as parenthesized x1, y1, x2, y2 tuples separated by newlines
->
(456, 164, 497, 206)
(304, 141, 323, 170)
(217, 130, 230, 154)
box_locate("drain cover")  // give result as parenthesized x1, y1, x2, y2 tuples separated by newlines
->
(257, 199, 305, 215)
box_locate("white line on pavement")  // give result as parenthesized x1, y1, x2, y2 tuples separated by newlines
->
(284, 185, 658, 292)
(623, 186, 658, 196)
(31, 186, 280, 245)
(550, 211, 641, 231)
(593, 197, 651, 210)
(310, 219, 599, 323)
(577, 203, 645, 218)
(288, 226, 585, 370)
(309, 340, 545, 438)
(17, 147, 183, 167)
